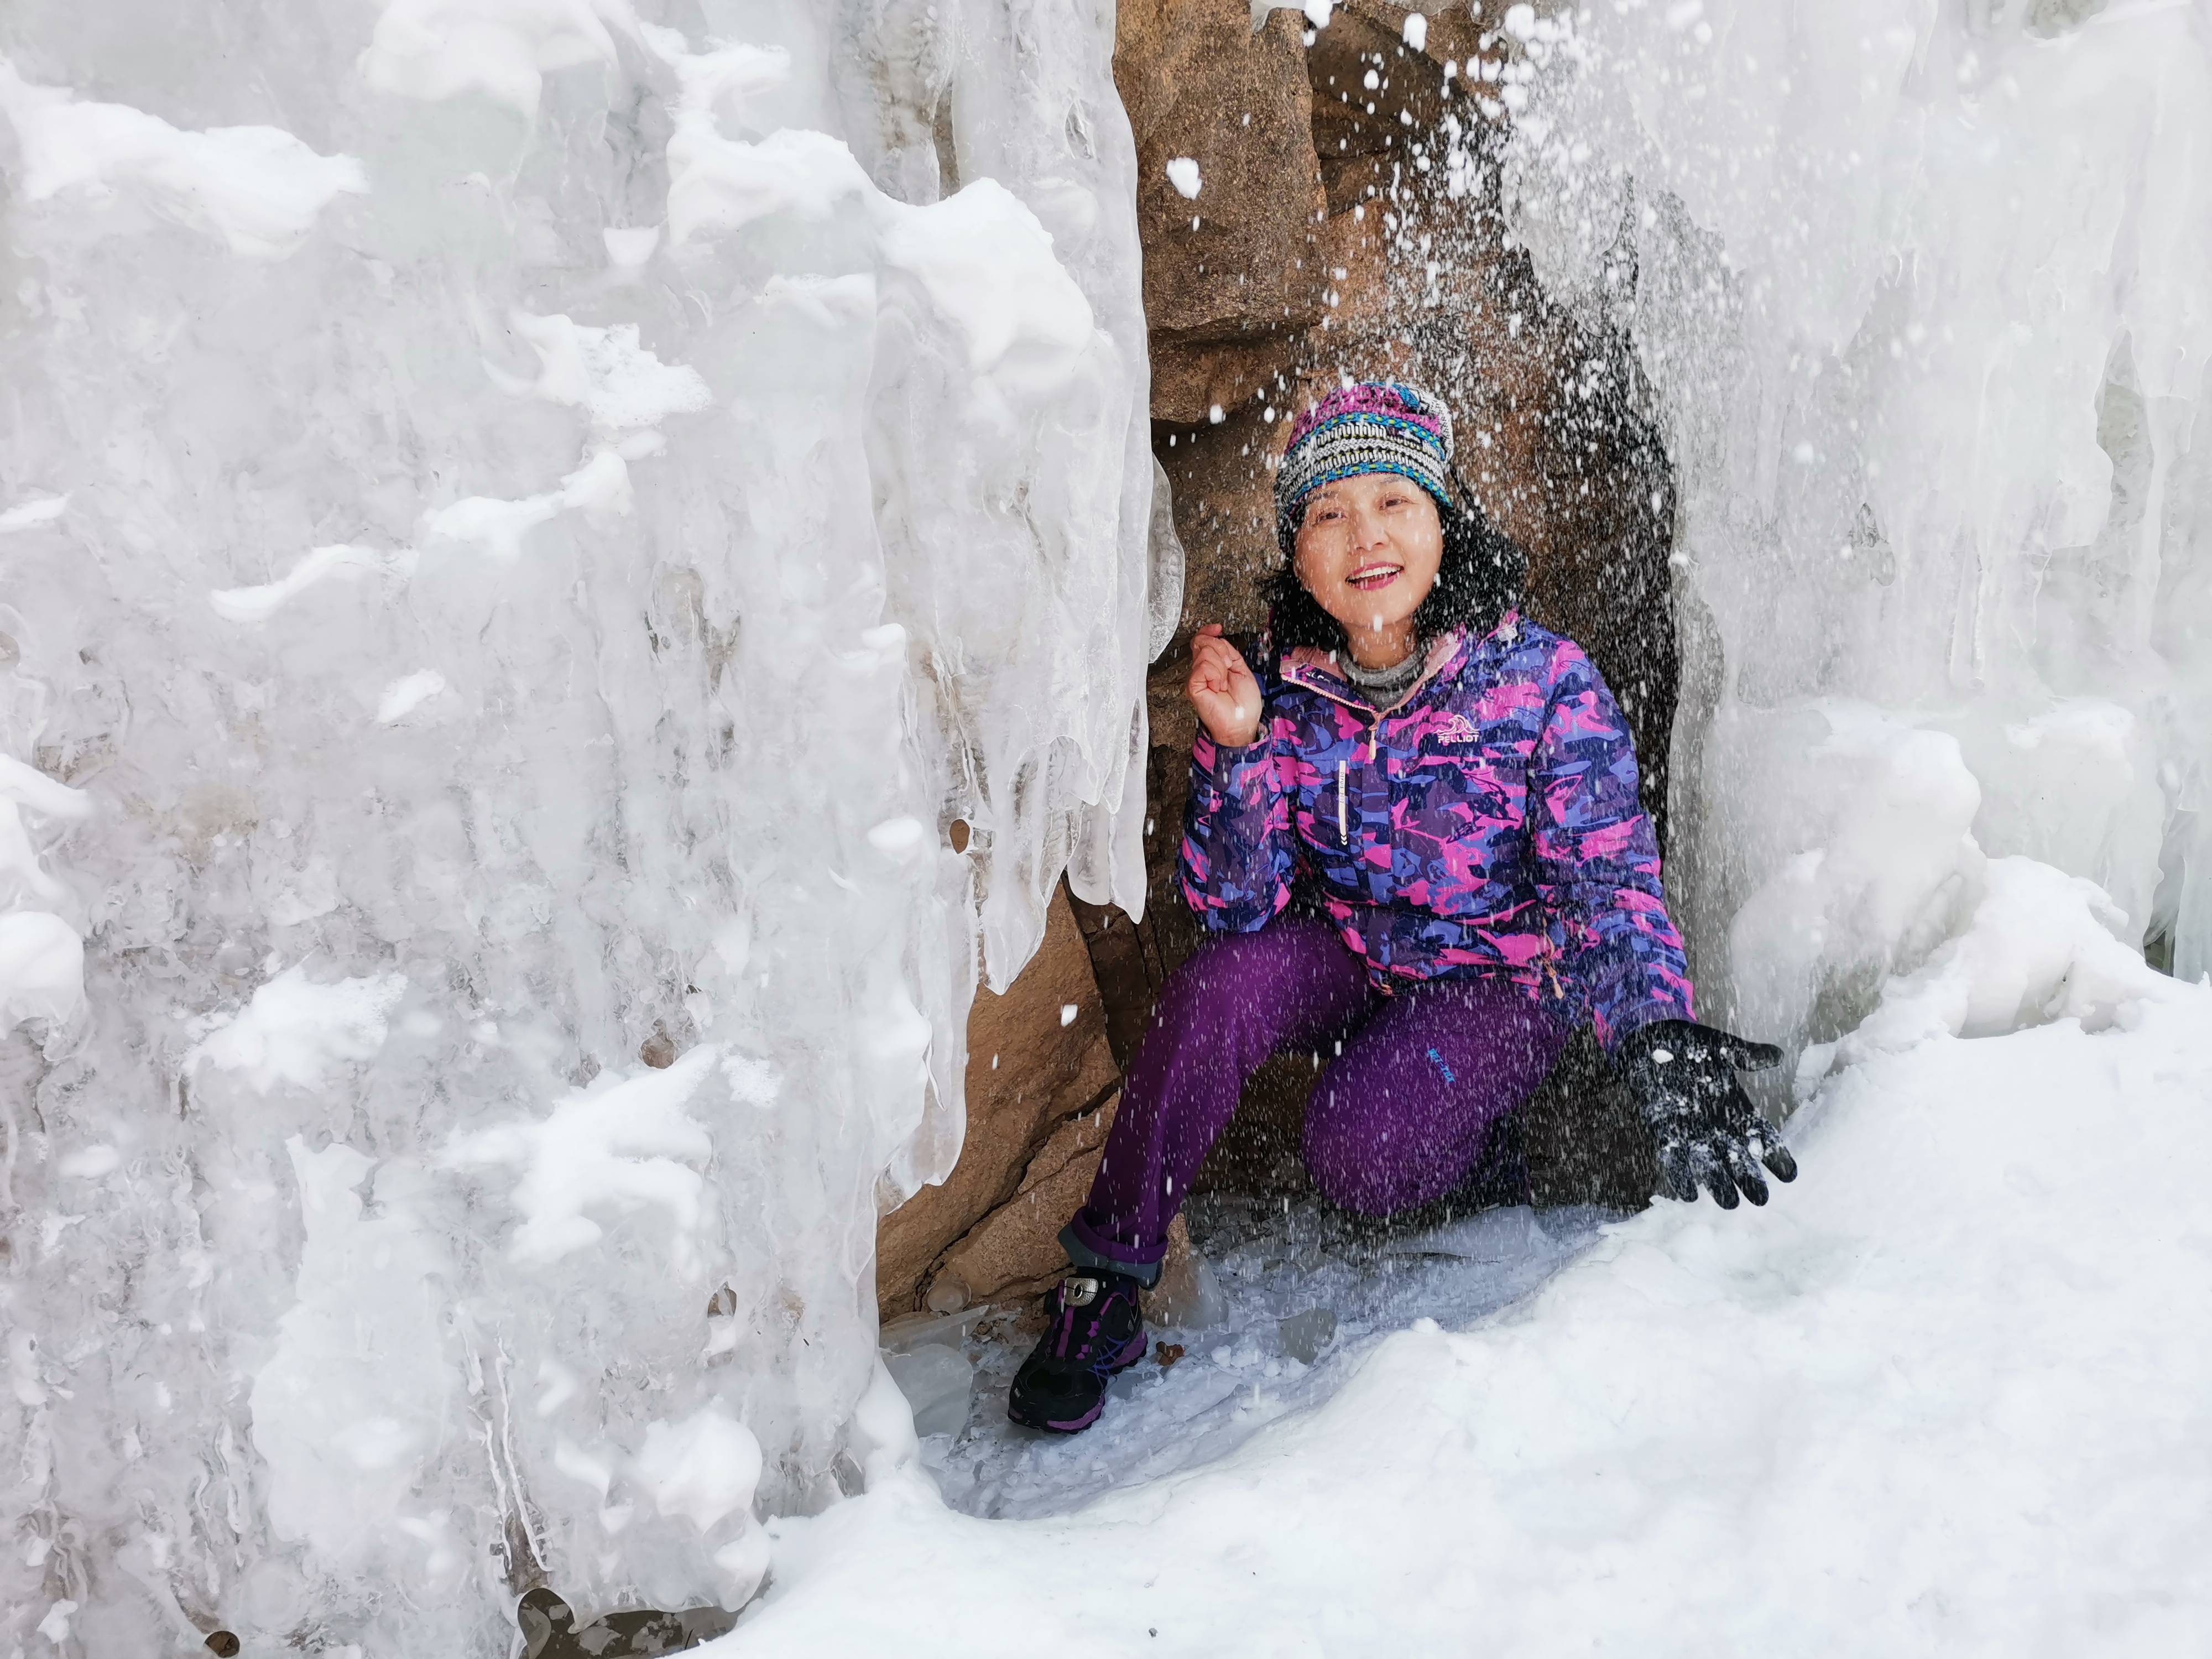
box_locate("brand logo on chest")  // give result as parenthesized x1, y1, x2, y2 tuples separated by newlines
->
(1431, 712, 1481, 745)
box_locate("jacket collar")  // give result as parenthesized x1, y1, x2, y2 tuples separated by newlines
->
(1279, 609, 1521, 712)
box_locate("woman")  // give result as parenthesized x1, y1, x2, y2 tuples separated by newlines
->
(1008, 382, 1795, 1435)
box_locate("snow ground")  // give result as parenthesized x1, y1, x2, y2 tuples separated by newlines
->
(926, 1197, 1623, 1522)
(714, 873, 2212, 1657)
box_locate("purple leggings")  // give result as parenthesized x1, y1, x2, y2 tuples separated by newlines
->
(1065, 916, 1568, 1280)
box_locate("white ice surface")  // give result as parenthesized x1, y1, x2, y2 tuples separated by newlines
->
(0, 56, 367, 257)
(1494, 0, 2212, 998)
(6, 0, 2210, 1651)
(2, 0, 1149, 1650)
(914, 1197, 1614, 1524)
(0, 493, 68, 532)
(185, 964, 408, 1094)
(724, 868, 2212, 1655)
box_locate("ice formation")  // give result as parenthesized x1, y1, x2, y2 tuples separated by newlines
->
(1, 1, 1147, 1651)
(6, 0, 2210, 1652)
(742, 0, 2212, 1646)
(1492, 0, 2212, 1022)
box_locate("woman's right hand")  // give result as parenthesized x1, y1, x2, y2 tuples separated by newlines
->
(1187, 624, 1263, 748)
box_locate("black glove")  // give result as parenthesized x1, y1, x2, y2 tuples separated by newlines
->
(1613, 1019, 1797, 1209)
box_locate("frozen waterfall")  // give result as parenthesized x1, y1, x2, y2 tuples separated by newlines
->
(6, 0, 2211, 1654)
(739, 2, 2212, 1645)
(1497, 0, 2212, 1042)
(0, 1, 1147, 1652)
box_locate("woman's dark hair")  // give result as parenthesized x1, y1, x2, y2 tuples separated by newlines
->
(1265, 469, 1528, 655)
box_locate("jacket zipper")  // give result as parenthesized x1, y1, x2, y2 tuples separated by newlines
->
(1291, 649, 1451, 840)
(1298, 667, 1561, 994)
(1295, 675, 1379, 850)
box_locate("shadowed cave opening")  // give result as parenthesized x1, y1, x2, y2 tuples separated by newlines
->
(1069, 3, 1682, 1221)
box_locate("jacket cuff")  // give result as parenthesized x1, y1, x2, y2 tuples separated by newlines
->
(1597, 998, 1691, 1057)
(1192, 726, 1261, 770)
(1191, 729, 1267, 796)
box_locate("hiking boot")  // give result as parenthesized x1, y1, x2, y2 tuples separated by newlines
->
(1006, 1269, 1147, 1434)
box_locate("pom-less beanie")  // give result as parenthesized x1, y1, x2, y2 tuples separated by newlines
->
(1275, 380, 1455, 540)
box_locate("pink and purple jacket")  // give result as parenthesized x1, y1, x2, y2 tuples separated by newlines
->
(1179, 612, 1695, 1050)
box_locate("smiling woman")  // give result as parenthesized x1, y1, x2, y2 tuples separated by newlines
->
(1008, 381, 1797, 1436)
(1289, 472, 1446, 667)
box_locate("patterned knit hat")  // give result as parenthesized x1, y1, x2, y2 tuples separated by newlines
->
(1275, 381, 1456, 538)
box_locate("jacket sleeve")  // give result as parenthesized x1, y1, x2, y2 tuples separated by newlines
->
(1178, 720, 1296, 932)
(1527, 641, 1695, 1049)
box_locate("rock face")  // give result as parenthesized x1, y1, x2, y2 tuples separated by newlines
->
(1117, 2, 1327, 424)
(875, 889, 1119, 1319)
(931, 1093, 1119, 1306)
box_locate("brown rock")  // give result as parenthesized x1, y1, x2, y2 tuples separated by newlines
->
(1307, 4, 1460, 217)
(1157, 399, 1285, 646)
(875, 889, 1119, 1318)
(930, 1093, 1121, 1306)
(1064, 659, 1208, 1067)
(1193, 1050, 1317, 1196)
(1115, 2, 1328, 422)
(925, 1098, 1218, 1328)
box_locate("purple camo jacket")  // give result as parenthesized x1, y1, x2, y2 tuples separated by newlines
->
(1178, 611, 1694, 1050)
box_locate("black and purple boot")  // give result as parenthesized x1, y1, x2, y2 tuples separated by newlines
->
(1006, 1269, 1147, 1434)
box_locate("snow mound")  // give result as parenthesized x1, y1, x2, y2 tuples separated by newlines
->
(441, 1044, 721, 1272)
(727, 862, 2212, 1654)
(186, 965, 408, 1094)
(0, 56, 366, 256)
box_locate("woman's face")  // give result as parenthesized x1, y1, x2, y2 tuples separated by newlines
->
(1292, 471, 1444, 653)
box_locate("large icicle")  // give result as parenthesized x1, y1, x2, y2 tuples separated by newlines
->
(0, 2, 1147, 1652)
(1493, 0, 2212, 1042)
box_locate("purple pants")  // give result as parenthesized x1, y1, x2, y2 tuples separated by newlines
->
(1065, 917, 1568, 1280)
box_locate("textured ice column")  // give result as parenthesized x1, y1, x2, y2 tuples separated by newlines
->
(0, 1, 1146, 1652)
(1493, 0, 2212, 1040)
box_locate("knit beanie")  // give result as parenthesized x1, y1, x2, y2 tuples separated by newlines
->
(1275, 381, 1455, 542)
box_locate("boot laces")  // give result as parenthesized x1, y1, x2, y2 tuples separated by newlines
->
(1049, 1274, 1121, 1363)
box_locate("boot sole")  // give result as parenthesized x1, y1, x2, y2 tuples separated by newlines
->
(1006, 1328, 1149, 1434)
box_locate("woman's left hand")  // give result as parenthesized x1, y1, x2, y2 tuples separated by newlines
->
(1613, 1019, 1797, 1208)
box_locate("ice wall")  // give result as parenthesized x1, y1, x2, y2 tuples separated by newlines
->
(0, 2, 1147, 1652)
(1490, 0, 2212, 1047)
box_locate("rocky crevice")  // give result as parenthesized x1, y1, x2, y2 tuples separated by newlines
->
(879, 1, 1685, 1317)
